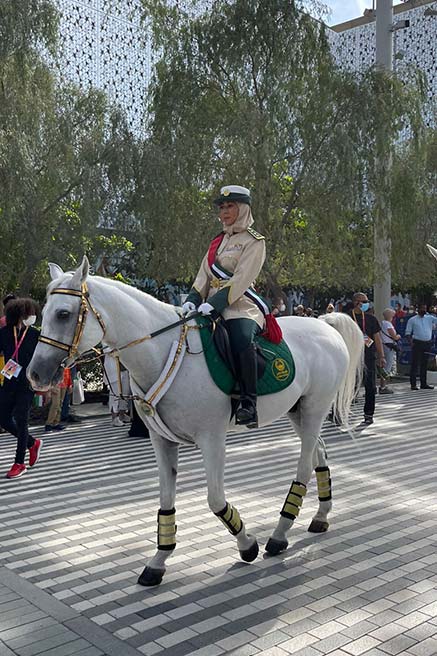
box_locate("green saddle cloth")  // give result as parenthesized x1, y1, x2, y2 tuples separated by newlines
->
(196, 317, 295, 396)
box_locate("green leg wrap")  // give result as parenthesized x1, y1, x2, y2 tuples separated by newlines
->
(315, 466, 332, 501)
(280, 481, 307, 520)
(215, 502, 243, 536)
(157, 508, 176, 550)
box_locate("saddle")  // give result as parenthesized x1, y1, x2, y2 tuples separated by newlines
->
(195, 316, 295, 397)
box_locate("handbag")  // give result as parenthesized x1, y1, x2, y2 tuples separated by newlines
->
(72, 372, 85, 405)
(382, 328, 401, 353)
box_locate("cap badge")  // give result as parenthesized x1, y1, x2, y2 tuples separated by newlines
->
(223, 189, 230, 196)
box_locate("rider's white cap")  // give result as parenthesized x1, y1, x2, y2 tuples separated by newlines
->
(214, 185, 251, 206)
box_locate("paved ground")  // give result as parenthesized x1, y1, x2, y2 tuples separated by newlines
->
(1, 383, 437, 656)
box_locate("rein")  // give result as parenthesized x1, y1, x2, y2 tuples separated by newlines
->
(39, 282, 202, 362)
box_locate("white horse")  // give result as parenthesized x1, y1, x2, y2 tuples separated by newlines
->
(28, 257, 363, 586)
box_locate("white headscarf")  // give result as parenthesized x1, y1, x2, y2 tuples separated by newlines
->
(222, 203, 254, 235)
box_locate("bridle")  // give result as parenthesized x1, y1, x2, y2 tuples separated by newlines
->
(38, 280, 209, 374)
(38, 282, 106, 360)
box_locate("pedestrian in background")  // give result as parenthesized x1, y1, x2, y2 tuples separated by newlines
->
(0, 294, 17, 328)
(0, 295, 18, 430)
(272, 298, 286, 317)
(348, 292, 386, 425)
(103, 355, 131, 427)
(45, 368, 72, 432)
(405, 304, 437, 390)
(0, 298, 42, 479)
(393, 302, 405, 323)
(379, 308, 401, 395)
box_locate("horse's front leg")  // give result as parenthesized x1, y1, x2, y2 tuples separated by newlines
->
(200, 435, 259, 562)
(138, 432, 179, 586)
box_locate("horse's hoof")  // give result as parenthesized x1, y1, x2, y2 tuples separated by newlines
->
(265, 537, 288, 556)
(137, 566, 165, 586)
(308, 519, 329, 533)
(239, 538, 259, 563)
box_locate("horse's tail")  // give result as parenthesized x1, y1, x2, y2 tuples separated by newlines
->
(320, 312, 364, 427)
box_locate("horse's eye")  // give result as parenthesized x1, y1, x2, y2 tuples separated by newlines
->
(57, 310, 70, 320)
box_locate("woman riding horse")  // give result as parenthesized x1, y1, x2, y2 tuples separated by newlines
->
(182, 185, 265, 427)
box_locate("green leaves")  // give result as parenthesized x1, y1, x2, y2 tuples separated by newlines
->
(0, 0, 137, 297)
(139, 0, 430, 293)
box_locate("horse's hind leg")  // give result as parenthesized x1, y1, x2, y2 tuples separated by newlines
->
(265, 405, 325, 556)
(308, 437, 332, 533)
(200, 435, 259, 563)
(138, 432, 179, 587)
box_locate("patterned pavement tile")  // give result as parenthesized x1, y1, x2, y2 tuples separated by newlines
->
(1, 386, 437, 655)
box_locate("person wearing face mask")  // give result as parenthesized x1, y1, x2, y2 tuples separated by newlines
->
(182, 185, 267, 428)
(0, 298, 42, 479)
(405, 303, 437, 390)
(272, 298, 287, 317)
(348, 292, 385, 425)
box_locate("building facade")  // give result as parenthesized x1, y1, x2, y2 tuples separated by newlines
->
(329, 0, 437, 125)
(56, 0, 151, 134)
(56, 0, 436, 132)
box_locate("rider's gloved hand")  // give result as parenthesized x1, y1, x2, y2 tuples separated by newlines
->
(182, 301, 196, 315)
(198, 302, 215, 316)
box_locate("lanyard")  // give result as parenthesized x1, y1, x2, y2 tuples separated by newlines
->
(352, 310, 365, 334)
(12, 326, 28, 360)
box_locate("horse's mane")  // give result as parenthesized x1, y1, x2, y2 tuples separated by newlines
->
(48, 273, 174, 312)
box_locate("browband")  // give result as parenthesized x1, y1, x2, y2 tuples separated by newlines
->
(38, 282, 106, 359)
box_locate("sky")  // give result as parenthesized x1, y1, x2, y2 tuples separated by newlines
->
(320, 0, 371, 25)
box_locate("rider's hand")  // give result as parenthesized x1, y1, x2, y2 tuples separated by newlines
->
(182, 301, 196, 315)
(198, 302, 214, 316)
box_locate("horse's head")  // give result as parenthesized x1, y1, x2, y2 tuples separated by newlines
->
(28, 256, 105, 391)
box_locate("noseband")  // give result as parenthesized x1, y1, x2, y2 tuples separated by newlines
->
(38, 282, 106, 359)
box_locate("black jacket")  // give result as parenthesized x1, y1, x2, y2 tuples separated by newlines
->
(0, 325, 39, 390)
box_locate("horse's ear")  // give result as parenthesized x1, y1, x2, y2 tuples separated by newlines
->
(70, 256, 90, 289)
(48, 263, 64, 281)
(427, 244, 437, 262)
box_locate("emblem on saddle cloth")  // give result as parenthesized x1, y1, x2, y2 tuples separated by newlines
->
(272, 358, 291, 382)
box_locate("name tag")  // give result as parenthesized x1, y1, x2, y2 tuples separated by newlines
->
(223, 244, 242, 252)
(1, 359, 22, 379)
(364, 336, 374, 348)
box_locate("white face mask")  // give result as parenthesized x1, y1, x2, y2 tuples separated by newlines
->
(23, 315, 36, 327)
(279, 304, 286, 312)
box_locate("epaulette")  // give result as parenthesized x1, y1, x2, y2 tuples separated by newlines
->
(247, 227, 265, 240)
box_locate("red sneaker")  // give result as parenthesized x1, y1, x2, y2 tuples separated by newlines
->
(6, 463, 27, 479)
(29, 438, 43, 468)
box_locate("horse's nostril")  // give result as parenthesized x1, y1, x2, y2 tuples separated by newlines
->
(31, 370, 40, 382)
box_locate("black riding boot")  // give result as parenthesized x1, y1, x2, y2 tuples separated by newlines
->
(235, 345, 258, 428)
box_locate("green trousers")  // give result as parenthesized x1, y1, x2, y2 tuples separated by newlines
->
(227, 318, 260, 356)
